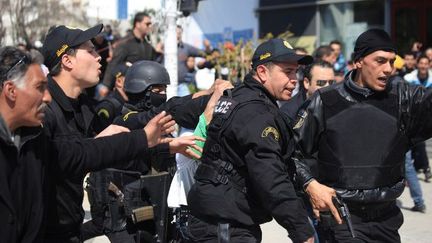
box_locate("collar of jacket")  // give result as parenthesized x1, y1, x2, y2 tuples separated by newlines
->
(0, 113, 13, 146)
(344, 70, 375, 98)
(0, 113, 41, 148)
(344, 70, 395, 98)
(47, 75, 77, 112)
(131, 32, 151, 44)
(243, 74, 279, 107)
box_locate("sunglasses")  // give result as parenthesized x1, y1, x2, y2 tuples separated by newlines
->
(2, 55, 31, 84)
(316, 79, 336, 87)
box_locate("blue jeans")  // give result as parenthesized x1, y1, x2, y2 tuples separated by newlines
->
(405, 151, 425, 206)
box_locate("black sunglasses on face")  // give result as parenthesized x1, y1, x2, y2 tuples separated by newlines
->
(1, 55, 31, 85)
(316, 79, 336, 87)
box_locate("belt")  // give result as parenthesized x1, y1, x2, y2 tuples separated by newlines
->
(347, 201, 396, 220)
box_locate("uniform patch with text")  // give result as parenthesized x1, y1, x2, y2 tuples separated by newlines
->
(214, 97, 238, 116)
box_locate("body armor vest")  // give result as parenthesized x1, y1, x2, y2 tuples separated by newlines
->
(195, 87, 296, 192)
(317, 88, 407, 190)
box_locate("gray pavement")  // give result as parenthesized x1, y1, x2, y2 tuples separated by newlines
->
(84, 141, 432, 243)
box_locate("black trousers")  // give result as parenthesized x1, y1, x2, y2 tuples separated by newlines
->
(318, 201, 404, 243)
(412, 141, 430, 171)
(187, 214, 262, 243)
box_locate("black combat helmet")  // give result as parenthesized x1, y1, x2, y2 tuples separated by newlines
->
(124, 60, 170, 94)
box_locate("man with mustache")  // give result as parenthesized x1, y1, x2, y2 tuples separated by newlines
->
(294, 29, 432, 242)
(187, 38, 315, 243)
(0, 46, 186, 242)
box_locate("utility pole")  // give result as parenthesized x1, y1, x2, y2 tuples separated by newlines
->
(164, 0, 178, 98)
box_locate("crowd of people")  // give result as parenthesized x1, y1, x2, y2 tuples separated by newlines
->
(1, 9, 432, 243)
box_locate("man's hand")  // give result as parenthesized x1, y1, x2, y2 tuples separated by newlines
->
(305, 180, 342, 224)
(203, 80, 234, 123)
(213, 79, 234, 96)
(144, 111, 176, 148)
(95, 125, 130, 138)
(166, 135, 205, 159)
(208, 79, 231, 94)
(192, 79, 231, 98)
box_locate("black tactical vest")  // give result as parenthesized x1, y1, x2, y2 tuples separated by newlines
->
(195, 87, 296, 192)
(317, 88, 407, 190)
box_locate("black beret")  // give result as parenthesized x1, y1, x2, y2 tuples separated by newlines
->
(353, 29, 396, 62)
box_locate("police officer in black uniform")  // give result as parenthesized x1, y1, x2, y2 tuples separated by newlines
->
(187, 38, 315, 243)
(85, 60, 207, 243)
(96, 63, 130, 128)
(294, 29, 432, 242)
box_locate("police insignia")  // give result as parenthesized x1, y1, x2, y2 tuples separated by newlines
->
(260, 52, 271, 60)
(97, 109, 110, 119)
(283, 40, 293, 49)
(56, 44, 69, 57)
(123, 111, 138, 121)
(293, 110, 308, 129)
(261, 126, 280, 141)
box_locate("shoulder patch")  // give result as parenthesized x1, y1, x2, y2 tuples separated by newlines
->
(97, 109, 110, 119)
(261, 126, 280, 141)
(122, 111, 138, 121)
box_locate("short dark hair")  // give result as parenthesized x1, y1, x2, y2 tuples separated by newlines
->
(403, 51, 416, 58)
(48, 48, 76, 76)
(250, 62, 275, 76)
(133, 12, 150, 28)
(0, 46, 36, 88)
(417, 54, 430, 63)
(313, 45, 333, 61)
(329, 40, 342, 46)
(303, 60, 333, 81)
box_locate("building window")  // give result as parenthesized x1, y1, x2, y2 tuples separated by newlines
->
(319, 0, 385, 60)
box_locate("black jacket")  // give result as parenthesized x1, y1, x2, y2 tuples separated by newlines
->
(113, 94, 210, 130)
(42, 77, 150, 240)
(43, 77, 101, 240)
(103, 34, 160, 89)
(0, 112, 149, 243)
(188, 75, 314, 242)
(280, 88, 307, 122)
(95, 89, 126, 129)
(294, 71, 432, 202)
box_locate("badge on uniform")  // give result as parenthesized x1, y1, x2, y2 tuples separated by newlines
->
(293, 110, 308, 130)
(97, 108, 110, 119)
(122, 111, 138, 121)
(261, 126, 280, 141)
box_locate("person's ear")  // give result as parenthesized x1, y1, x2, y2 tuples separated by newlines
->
(303, 77, 311, 91)
(3, 81, 17, 101)
(256, 65, 268, 83)
(354, 58, 363, 69)
(61, 54, 74, 69)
